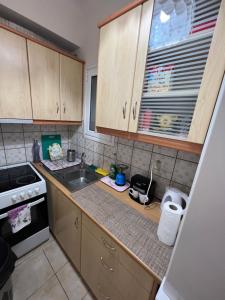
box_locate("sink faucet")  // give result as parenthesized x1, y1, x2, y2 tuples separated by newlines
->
(80, 152, 86, 169)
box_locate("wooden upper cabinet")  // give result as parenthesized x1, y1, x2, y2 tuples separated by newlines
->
(130, 0, 225, 144)
(28, 40, 60, 120)
(60, 55, 83, 121)
(0, 28, 32, 119)
(96, 5, 142, 131)
(97, 0, 225, 148)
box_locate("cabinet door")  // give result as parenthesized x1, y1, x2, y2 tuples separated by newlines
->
(130, 0, 224, 144)
(81, 226, 124, 300)
(54, 190, 81, 271)
(60, 55, 83, 121)
(28, 40, 60, 120)
(96, 6, 142, 131)
(0, 28, 32, 119)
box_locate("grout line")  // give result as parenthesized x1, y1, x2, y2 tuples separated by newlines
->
(55, 271, 70, 300)
(25, 274, 56, 300)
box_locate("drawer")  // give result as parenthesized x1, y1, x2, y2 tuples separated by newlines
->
(81, 219, 151, 300)
(82, 213, 154, 293)
(81, 226, 123, 300)
(82, 213, 118, 258)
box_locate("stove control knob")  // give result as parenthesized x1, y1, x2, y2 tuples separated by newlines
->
(34, 187, 40, 194)
(20, 192, 26, 199)
(11, 195, 17, 204)
(28, 190, 33, 197)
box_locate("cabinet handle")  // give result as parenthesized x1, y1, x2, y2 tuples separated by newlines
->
(63, 104, 66, 114)
(122, 101, 127, 119)
(74, 217, 79, 229)
(101, 237, 116, 252)
(100, 256, 114, 272)
(97, 284, 111, 300)
(132, 101, 137, 120)
(56, 102, 59, 114)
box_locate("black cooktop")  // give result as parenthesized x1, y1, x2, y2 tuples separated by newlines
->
(0, 164, 41, 193)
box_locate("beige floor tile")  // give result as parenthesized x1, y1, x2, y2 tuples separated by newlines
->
(43, 240, 68, 272)
(28, 275, 68, 300)
(82, 292, 95, 300)
(57, 262, 88, 300)
(12, 251, 54, 300)
(15, 236, 54, 267)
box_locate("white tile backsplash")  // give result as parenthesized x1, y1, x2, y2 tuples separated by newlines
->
(1, 124, 23, 132)
(0, 123, 200, 200)
(116, 143, 133, 165)
(151, 153, 176, 180)
(0, 124, 69, 166)
(172, 159, 198, 187)
(153, 145, 177, 157)
(5, 148, 26, 165)
(131, 148, 151, 172)
(3, 132, 25, 149)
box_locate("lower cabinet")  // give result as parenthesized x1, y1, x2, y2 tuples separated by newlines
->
(46, 181, 158, 300)
(46, 182, 81, 271)
(81, 214, 155, 300)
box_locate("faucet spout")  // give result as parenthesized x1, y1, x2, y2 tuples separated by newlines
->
(80, 152, 86, 169)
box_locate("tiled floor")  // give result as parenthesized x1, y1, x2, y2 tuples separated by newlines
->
(12, 234, 94, 300)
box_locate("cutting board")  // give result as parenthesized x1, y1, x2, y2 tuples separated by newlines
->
(41, 134, 61, 160)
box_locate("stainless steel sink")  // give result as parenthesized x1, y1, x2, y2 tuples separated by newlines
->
(51, 166, 101, 192)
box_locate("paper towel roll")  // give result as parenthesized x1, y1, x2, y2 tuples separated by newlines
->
(157, 202, 183, 246)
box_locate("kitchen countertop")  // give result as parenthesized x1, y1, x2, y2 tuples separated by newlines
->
(34, 163, 173, 282)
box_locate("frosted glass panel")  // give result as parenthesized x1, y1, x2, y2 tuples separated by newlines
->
(150, 0, 193, 49)
(138, 0, 221, 138)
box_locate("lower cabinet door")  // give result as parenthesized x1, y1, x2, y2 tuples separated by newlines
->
(54, 189, 81, 271)
(81, 224, 151, 300)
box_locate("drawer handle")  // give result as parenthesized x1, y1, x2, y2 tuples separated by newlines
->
(101, 237, 116, 252)
(74, 217, 79, 229)
(122, 101, 127, 119)
(97, 284, 111, 300)
(100, 256, 114, 272)
(56, 102, 59, 114)
(63, 103, 66, 113)
(132, 101, 137, 120)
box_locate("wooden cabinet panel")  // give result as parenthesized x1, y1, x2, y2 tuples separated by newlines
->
(81, 226, 124, 300)
(96, 6, 142, 131)
(0, 28, 32, 119)
(82, 213, 154, 293)
(60, 55, 83, 121)
(46, 182, 81, 271)
(54, 191, 81, 271)
(28, 40, 60, 120)
(82, 214, 153, 300)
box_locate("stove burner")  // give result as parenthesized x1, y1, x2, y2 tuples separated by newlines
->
(16, 175, 36, 185)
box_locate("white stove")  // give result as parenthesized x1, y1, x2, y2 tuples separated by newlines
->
(0, 162, 46, 209)
(0, 162, 49, 258)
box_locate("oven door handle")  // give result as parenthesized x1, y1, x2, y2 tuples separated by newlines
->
(0, 197, 45, 220)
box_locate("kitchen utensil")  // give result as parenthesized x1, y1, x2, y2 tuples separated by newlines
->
(67, 149, 76, 162)
(161, 187, 189, 212)
(115, 164, 128, 186)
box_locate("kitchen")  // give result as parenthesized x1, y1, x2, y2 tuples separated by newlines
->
(0, 0, 224, 300)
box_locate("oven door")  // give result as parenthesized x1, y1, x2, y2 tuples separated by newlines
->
(0, 194, 48, 247)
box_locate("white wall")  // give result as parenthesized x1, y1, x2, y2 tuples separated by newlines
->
(0, 0, 130, 65)
(162, 76, 225, 300)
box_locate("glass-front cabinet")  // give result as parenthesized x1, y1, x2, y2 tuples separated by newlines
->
(96, 0, 225, 147)
(129, 0, 223, 143)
